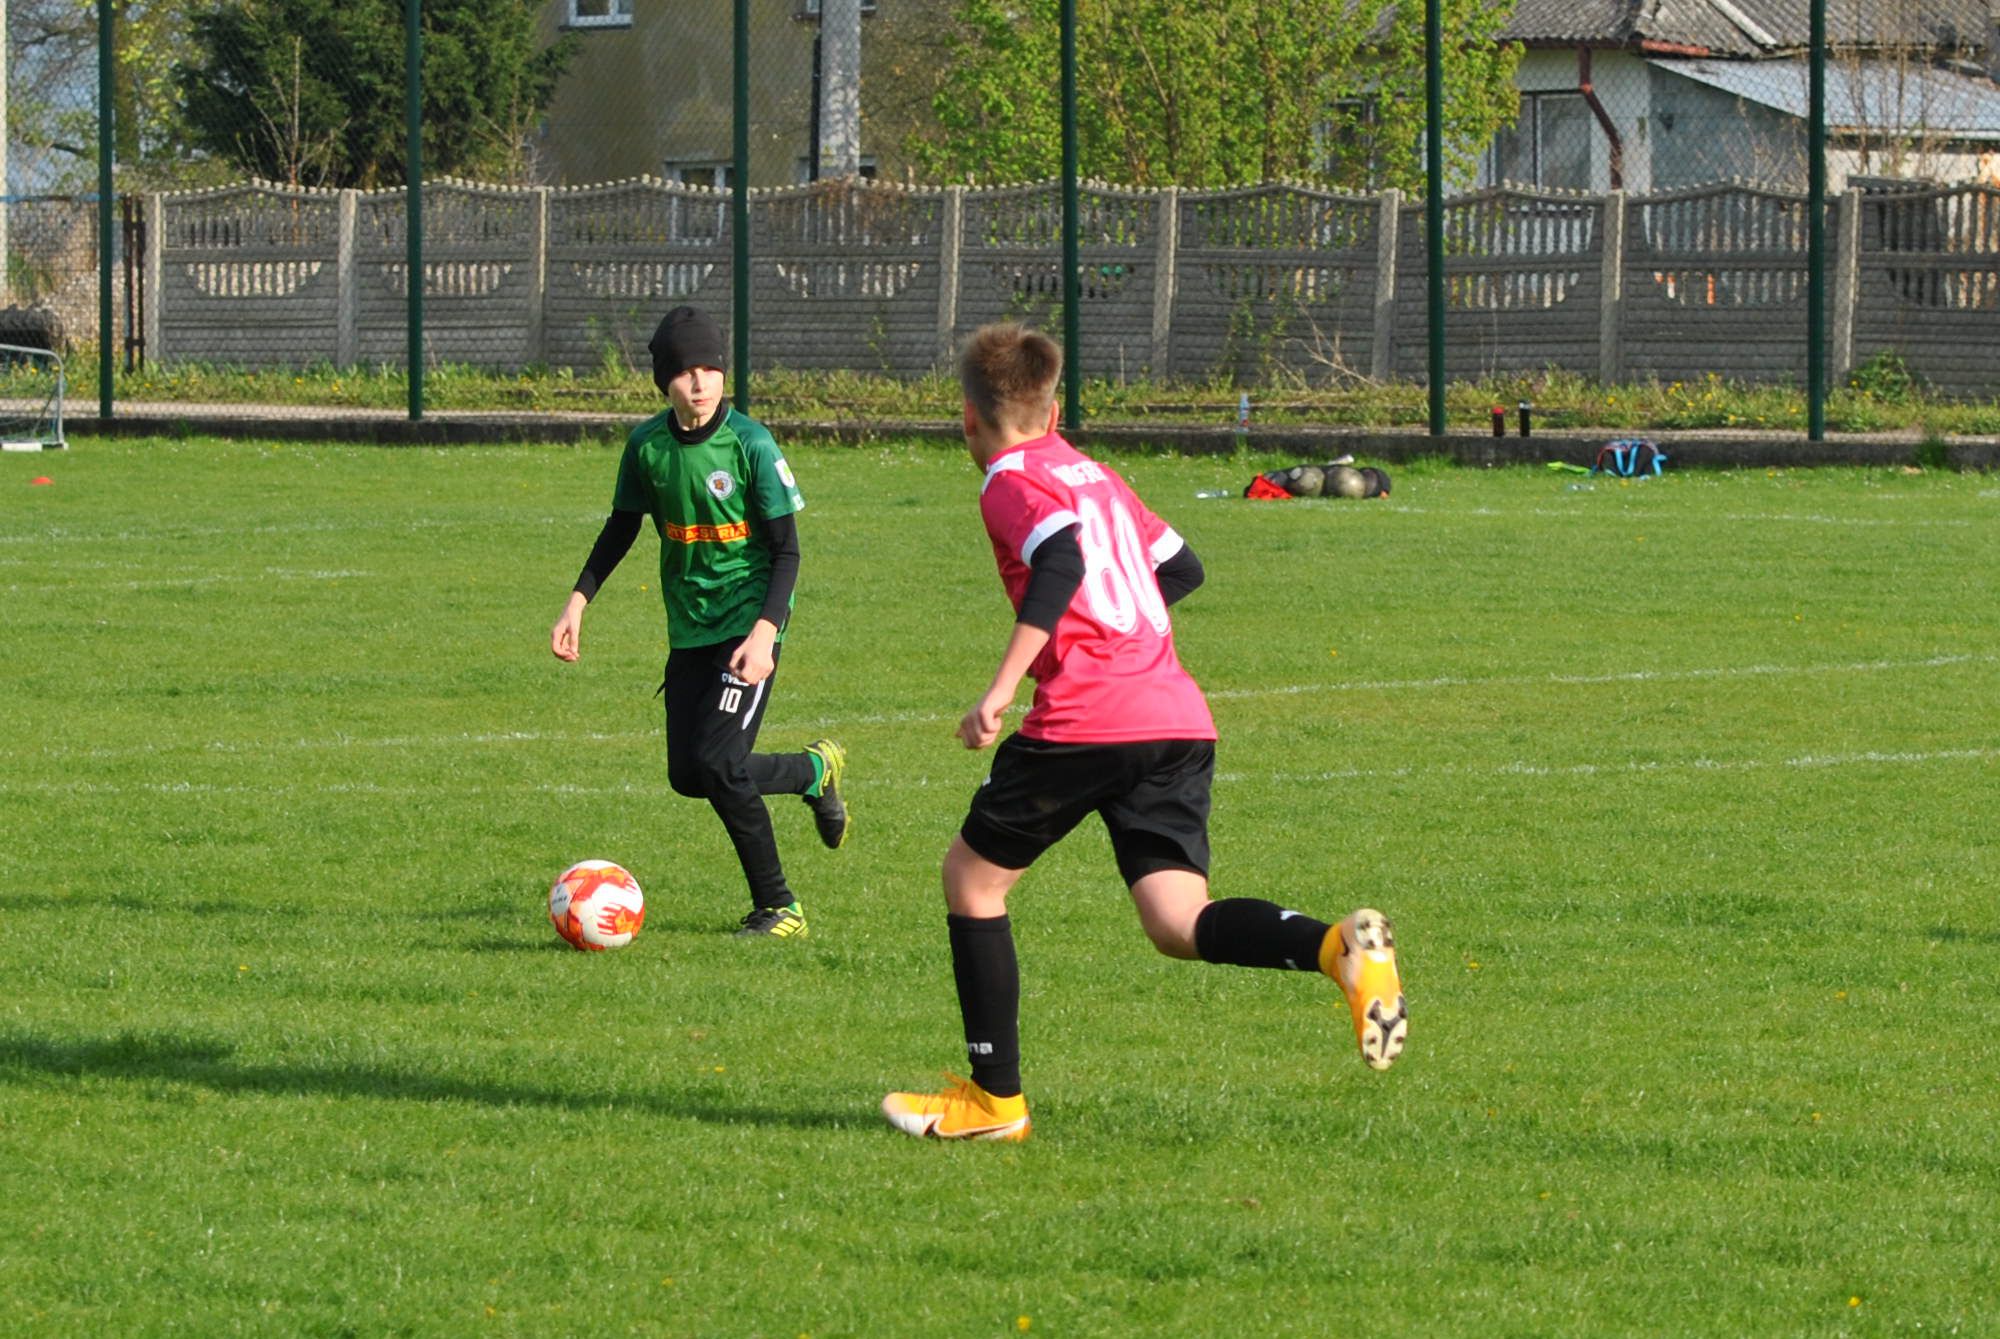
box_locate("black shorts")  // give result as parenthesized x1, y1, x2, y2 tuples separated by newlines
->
(960, 735, 1215, 886)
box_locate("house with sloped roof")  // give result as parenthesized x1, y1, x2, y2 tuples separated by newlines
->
(1485, 0, 2000, 190)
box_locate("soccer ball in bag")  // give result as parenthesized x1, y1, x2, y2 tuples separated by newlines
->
(549, 860, 646, 951)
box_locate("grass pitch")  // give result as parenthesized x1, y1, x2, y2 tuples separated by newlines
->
(2, 439, 1996, 1337)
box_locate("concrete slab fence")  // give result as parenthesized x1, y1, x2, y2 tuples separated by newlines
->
(134, 176, 1999, 394)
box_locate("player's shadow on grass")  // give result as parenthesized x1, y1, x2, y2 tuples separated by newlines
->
(1927, 924, 2000, 946)
(0, 1030, 853, 1131)
(415, 900, 529, 923)
(464, 936, 575, 953)
(0, 891, 260, 916)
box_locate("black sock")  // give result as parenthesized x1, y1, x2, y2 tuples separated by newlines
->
(745, 751, 816, 797)
(1193, 898, 1331, 972)
(947, 912, 1021, 1098)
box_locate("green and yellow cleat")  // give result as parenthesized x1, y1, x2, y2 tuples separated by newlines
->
(881, 1074, 1030, 1142)
(803, 738, 850, 850)
(1322, 908, 1407, 1071)
(734, 902, 808, 939)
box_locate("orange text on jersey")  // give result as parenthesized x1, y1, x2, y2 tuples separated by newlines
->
(662, 519, 751, 544)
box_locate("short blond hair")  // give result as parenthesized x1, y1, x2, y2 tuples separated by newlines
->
(959, 323, 1061, 435)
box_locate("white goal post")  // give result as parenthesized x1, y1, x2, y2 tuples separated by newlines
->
(0, 344, 67, 451)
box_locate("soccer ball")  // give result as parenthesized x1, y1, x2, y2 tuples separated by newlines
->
(549, 860, 646, 951)
(1327, 465, 1371, 498)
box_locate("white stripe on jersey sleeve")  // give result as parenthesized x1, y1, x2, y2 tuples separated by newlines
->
(980, 450, 1028, 495)
(1020, 509, 1081, 564)
(1149, 527, 1185, 567)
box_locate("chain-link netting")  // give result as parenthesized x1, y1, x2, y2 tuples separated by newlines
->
(10, 0, 1998, 422)
(3, 0, 104, 374)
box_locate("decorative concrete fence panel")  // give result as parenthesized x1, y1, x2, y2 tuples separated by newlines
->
(354, 182, 541, 369)
(1620, 184, 1819, 385)
(1168, 185, 1384, 385)
(1852, 183, 2000, 396)
(751, 180, 946, 376)
(955, 184, 1162, 382)
(1395, 188, 1605, 384)
(546, 180, 732, 372)
(156, 185, 343, 368)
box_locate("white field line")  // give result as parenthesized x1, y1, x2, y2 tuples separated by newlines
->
(1223, 746, 1999, 787)
(1204, 652, 1990, 704)
(1, 745, 1991, 801)
(4, 501, 1980, 550)
(0, 512, 598, 548)
(3, 566, 375, 593)
(18, 653, 1989, 765)
(1373, 503, 1973, 529)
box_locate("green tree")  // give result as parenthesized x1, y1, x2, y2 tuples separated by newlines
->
(904, 0, 1518, 191)
(3, 1, 240, 193)
(174, 0, 575, 189)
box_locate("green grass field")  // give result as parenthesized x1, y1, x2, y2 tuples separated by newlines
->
(3, 439, 1996, 1337)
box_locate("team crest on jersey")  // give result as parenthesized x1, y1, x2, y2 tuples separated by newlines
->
(706, 470, 737, 500)
(775, 457, 797, 489)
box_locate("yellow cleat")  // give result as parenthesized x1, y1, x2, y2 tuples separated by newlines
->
(734, 903, 808, 938)
(881, 1074, 1030, 1142)
(1321, 908, 1408, 1071)
(803, 739, 850, 850)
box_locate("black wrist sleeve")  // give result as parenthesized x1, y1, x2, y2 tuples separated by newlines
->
(1154, 542, 1205, 606)
(1017, 525, 1085, 632)
(756, 511, 801, 629)
(574, 509, 643, 602)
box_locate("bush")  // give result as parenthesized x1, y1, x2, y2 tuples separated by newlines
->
(1847, 349, 1920, 402)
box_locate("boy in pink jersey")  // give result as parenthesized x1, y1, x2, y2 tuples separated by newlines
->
(881, 324, 1407, 1142)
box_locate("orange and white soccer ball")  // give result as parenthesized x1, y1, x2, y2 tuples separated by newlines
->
(549, 860, 646, 951)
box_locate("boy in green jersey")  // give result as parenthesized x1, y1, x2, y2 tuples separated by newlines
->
(550, 306, 847, 937)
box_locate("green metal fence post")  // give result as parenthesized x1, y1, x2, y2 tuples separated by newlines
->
(406, 0, 424, 420)
(1060, 0, 1081, 433)
(98, 0, 113, 419)
(1807, 0, 1826, 440)
(733, 0, 750, 412)
(1425, 0, 1445, 437)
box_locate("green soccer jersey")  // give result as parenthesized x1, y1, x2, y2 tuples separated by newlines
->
(612, 406, 806, 648)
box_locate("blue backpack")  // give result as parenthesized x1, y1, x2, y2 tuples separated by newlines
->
(1594, 439, 1667, 477)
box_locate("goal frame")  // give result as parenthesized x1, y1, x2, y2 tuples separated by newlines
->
(0, 344, 68, 452)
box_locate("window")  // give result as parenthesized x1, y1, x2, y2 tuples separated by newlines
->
(794, 156, 880, 184)
(566, 0, 632, 29)
(796, 0, 884, 15)
(667, 163, 732, 190)
(1321, 98, 1385, 189)
(1486, 93, 1594, 190)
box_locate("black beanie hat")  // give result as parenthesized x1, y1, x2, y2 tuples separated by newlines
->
(649, 306, 727, 394)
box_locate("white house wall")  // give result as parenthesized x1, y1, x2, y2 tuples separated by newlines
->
(1501, 48, 1658, 194)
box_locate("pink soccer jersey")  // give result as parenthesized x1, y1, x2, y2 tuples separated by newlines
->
(979, 432, 1217, 744)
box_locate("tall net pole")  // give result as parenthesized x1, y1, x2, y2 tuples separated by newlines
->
(1424, 0, 1445, 437)
(1060, 0, 1080, 433)
(1, 0, 10, 309)
(405, 0, 424, 420)
(1807, 0, 1827, 440)
(732, 0, 750, 412)
(96, 0, 111, 418)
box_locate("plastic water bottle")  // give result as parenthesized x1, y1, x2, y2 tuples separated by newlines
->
(1195, 489, 1233, 499)
(1235, 392, 1250, 440)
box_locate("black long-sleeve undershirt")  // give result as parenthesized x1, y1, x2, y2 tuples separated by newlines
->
(1015, 527, 1205, 633)
(573, 508, 642, 602)
(754, 511, 801, 628)
(572, 508, 801, 631)
(1154, 542, 1204, 606)
(1016, 527, 1086, 632)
